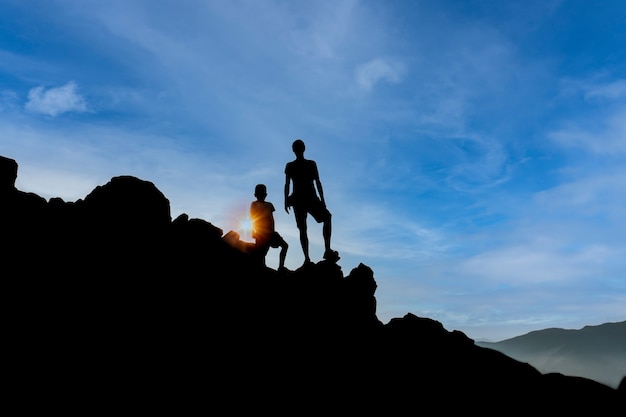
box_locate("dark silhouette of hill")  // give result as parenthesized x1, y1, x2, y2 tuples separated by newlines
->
(1, 154, 623, 412)
(476, 321, 626, 389)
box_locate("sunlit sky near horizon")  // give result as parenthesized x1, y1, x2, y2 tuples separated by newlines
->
(2, 0, 626, 341)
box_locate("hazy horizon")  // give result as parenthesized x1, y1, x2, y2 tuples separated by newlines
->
(2, 0, 625, 341)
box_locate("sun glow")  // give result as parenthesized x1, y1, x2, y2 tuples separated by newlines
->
(239, 216, 253, 241)
(240, 218, 252, 233)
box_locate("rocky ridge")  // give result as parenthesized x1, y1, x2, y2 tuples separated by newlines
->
(2, 155, 623, 413)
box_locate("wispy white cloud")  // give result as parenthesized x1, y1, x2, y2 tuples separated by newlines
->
(552, 77, 626, 154)
(457, 242, 618, 285)
(355, 58, 405, 92)
(25, 81, 88, 117)
(444, 135, 512, 191)
(533, 170, 626, 219)
(584, 79, 626, 101)
(0, 90, 20, 112)
(549, 107, 626, 155)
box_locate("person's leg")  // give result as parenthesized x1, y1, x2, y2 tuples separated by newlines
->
(294, 208, 310, 263)
(272, 232, 289, 270)
(262, 245, 270, 265)
(322, 210, 332, 252)
(309, 202, 334, 259)
(253, 241, 270, 267)
(319, 208, 337, 260)
(299, 226, 309, 263)
(279, 240, 288, 269)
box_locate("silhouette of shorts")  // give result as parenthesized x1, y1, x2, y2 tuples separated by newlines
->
(268, 231, 286, 248)
(289, 194, 330, 227)
(256, 231, 285, 249)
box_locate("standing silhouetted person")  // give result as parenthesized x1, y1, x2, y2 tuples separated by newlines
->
(250, 183, 288, 271)
(284, 139, 338, 265)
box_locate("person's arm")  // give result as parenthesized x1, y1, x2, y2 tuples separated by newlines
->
(269, 202, 276, 231)
(313, 162, 325, 206)
(316, 179, 325, 206)
(250, 202, 257, 239)
(284, 172, 291, 213)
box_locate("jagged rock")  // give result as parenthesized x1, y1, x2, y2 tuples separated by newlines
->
(0, 154, 18, 190)
(82, 175, 172, 232)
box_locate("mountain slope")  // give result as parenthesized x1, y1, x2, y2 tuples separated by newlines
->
(476, 321, 626, 389)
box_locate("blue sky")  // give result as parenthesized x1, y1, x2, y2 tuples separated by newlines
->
(2, 0, 625, 341)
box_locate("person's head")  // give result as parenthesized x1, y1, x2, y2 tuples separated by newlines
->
(292, 139, 305, 156)
(254, 184, 267, 200)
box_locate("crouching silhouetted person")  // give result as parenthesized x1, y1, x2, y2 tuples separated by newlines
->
(250, 183, 288, 272)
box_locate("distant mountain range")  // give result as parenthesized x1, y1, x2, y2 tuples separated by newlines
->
(476, 321, 626, 389)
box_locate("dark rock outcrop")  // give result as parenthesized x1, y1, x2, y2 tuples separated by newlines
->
(2, 155, 622, 413)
